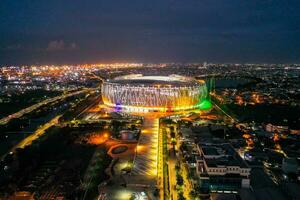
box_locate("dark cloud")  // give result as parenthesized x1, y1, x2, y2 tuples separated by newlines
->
(46, 40, 79, 51)
(46, 40, 65, 51)
(1, 0, 300, 64)
(0, 44, 23, 51)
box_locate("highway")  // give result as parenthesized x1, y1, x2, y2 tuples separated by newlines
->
(10, 115, 61, 152)
(0, 88, 92, 125)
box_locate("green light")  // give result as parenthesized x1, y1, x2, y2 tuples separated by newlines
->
(199, 99, 212, 110)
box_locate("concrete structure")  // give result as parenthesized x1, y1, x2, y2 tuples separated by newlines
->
(196, 142, 251, 193)
(102, 74, 207, 112)
(120, 130, 135, 140)
(265, 123, 288, 133)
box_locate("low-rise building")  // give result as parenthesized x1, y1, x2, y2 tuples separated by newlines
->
(265, 123, 288, 133)
(196, 142, 251, 193)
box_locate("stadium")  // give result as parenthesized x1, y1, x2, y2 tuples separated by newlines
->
(101, 74, 208, 112)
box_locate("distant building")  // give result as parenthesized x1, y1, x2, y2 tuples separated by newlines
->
(196, 142, 251, 193)
(265, 123, 288, 133)
(9, 191, 34, 200)
(290, 129, 300, 135)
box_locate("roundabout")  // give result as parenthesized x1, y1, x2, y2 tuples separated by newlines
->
(111, 145, 129, 154)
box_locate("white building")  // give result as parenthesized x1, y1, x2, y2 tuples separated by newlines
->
(196, 142, 251, 192)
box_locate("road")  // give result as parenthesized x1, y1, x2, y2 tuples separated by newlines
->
(0, 88, 91, 125)
(10, 115, 61, 152)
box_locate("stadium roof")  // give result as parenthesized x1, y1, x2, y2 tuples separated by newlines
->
(106, 74, 204, 87)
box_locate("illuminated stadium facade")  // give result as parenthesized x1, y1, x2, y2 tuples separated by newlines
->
(102, 74, 208, 112)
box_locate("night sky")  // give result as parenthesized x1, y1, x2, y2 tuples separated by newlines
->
(1, 0, 300, 65)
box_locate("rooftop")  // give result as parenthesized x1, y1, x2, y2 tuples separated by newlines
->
(106, 74, 204, 87)
(199, 142, 249, 168)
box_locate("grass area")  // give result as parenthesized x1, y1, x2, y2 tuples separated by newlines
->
(212, 94, 300, 128)
(82, 147, 112, 200)
(60, 93, 100, 122)
(211, 96, 238, 120)
(111, 146, 128, 154)
(0, 126, 111, 199)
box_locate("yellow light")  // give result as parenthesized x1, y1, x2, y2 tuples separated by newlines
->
(142, 129, 150, 134)
(103, 101, 203, 113)
(116, 190, 132, 200)
(136, 145, 144, 151)
(149, 168, 157, 176)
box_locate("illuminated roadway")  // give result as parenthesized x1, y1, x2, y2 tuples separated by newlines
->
(0, 88, 92, 125)
(9, 115, 61, 153)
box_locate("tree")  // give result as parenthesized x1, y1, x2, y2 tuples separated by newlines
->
(178, 192, 185, 200)
(189, 190, 197, 199)
(111, 120, 122, 137)
(175, 163, 180, 172)
(153, 188, 159, 196)
(170, 131, 175, 138)
(130, 124, 136, 131)
(176, 173, 183, 186)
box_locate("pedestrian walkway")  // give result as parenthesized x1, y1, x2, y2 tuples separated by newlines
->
(131, 116, 159, 177)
